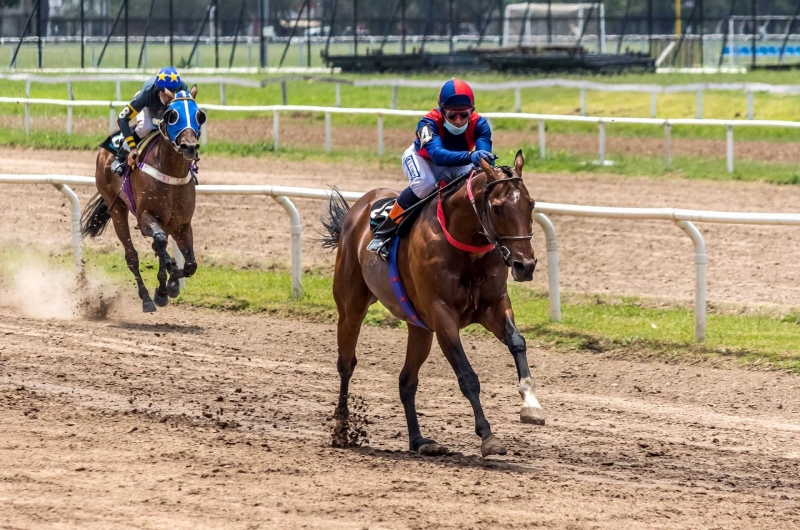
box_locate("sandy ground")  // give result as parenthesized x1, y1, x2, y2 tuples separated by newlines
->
(1, 147, 800, 308)
(1, 304, 799, 529)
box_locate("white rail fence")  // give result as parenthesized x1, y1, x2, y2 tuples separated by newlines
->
(3, 98, 800, 173)
(5, 174, 800, 343)
(7, 74, 800, 119)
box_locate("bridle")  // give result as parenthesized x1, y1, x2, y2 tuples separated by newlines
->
(466, 169, 535, 267)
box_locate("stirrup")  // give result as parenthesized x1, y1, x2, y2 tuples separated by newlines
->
(367, 236, 392, 260)
(111, 160, 125, 176)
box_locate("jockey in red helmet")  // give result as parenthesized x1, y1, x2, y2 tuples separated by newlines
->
(368, 78, 495, 258)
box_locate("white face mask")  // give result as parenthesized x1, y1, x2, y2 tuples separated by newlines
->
(443, 119, 468, 135)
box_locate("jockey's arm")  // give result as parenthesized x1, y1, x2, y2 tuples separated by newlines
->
(417, 118, 471, 167)
(116, 91, 147, 151)
(473, 117, 493, 163)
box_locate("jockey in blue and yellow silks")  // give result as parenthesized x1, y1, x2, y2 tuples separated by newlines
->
(111, 66, 188, 175)
(368, 78, 495, 257)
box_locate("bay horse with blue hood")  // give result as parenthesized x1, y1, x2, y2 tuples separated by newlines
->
(321, 151, 544, 458)
(81, 86, 206, 313)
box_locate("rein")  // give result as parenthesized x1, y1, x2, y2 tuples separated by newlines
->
(437, 169, 534, 266)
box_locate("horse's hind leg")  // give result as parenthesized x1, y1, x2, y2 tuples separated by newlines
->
(140, 211, 171, 308)
(400, 325, 449, 455)
(331, 250, 372, 447)
(110, 204, 156, 313)
(434, 316, 507, 458)
(167, 223, 196, 298)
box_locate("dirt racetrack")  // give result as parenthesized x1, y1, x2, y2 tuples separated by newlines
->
(2, 147, 800, 307)
(2, 303, 800, 529)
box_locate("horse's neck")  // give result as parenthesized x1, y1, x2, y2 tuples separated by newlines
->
(151, 136, 190, 176)
(440, 174, 490, 248)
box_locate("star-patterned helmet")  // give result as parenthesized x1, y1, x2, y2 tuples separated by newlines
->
(155, 66, 182, 91)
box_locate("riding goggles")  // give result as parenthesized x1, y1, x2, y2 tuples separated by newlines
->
(443, 108, 474, 121)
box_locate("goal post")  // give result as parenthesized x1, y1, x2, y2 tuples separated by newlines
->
(502, 2, 606, 52)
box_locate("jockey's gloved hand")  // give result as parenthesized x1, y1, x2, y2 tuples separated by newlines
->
(470, 150, 496, 165)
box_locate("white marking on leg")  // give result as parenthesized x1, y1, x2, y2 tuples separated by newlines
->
(519, 377, 542, 410)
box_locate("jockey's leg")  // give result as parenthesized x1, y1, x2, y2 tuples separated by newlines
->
(110, 202, 156, 312)
(478, 294, 545, 426)
(367, 146, 434, 258)
(139, 210, 171, 308)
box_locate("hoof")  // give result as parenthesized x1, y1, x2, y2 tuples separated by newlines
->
(480, 435, 507, 458)
(520, 406, 546, 425)
(167, 280, 181, 299)
(142, 300, 157, 313)
(154, 293, 169, 308)
(418, 442, 450, 456)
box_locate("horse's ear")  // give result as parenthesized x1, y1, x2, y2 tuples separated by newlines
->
(190, 84, 198, 99)
(479, 157, 496, 181)
(514, 149, 525, 176)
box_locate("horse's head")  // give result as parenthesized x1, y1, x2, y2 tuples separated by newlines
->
(158, 85, 206, 162)
(477, 150, 537, 282)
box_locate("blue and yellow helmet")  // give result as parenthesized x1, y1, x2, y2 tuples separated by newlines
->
(155, 66, 182, 91)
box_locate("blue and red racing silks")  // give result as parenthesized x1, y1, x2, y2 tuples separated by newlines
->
(413, 108, 492, 167)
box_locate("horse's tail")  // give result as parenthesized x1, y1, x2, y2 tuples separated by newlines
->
(80, 193, 112, 238)
(319, 187, 350, 250)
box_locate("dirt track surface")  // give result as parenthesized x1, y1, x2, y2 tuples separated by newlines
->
(1, 305, 799, 529)
(2, 147, 800, 307)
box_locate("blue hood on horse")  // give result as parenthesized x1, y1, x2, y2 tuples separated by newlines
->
(163, 90, 206, 144)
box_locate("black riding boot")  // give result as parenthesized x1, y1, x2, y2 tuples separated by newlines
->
(367, 215, 401, 260)
(111, 148, 128, 176)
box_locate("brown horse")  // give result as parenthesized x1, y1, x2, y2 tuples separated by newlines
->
(81, 86, 205, 313)
(320, 150, 544, 458)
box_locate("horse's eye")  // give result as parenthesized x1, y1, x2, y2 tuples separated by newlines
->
(491, 203, 502, 215)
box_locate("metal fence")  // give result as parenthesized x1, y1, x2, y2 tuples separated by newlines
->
(4, 0, 800, 69)
(5, 173, 800, 343)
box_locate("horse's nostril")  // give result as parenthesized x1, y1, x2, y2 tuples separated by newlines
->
(512, 260, 526, 271)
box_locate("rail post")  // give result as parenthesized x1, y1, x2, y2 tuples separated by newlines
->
(515, 87, 521, 113)
(273, 110, 280, 150)
(747, 91, 754, 120)
(538, 119, 546, 159)
(273, 195, 303, 299)
(664, 121, 672, 169)
(675, 220, 707, 342)
(533, 213, 561, 322)
(580, 88, 587, 116)
(598, 120, 606, 165)
(335, 82, 341, 107)
(726, 124, 734, 173)
(24, 79, 30, 135)
(219, 82, 226, 105)
(696, 90, 703, 119)
(377, 114, 384, 156)
(325, 111, 331, 154)
(650, 92, 657, 118)
(52, 183, 83, 273)
(391, 86, 398, 109)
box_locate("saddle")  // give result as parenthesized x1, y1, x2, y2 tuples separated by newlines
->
(100, 129, 160, 156)
(368, 169, 474, 240)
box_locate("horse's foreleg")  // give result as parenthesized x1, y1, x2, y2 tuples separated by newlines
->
(400, 325, 448, 455)
(167, 223, 196, 298)
(479, 295, 545, 426)
(434, 316, 506, 458)
(139, 211, 170, 308)
(110, 205, 155, 313)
